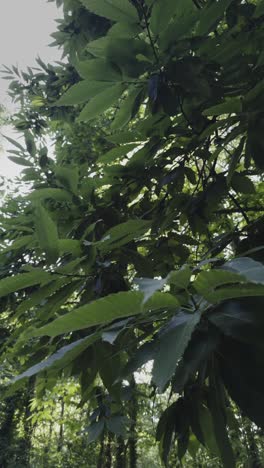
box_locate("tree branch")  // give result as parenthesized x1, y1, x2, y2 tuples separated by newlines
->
(137, 0, 159, 66)
(216, 207, 264, 215)
(228, 192, 250, 224)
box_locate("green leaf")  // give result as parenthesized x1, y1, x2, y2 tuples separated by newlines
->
(27, 292, 143, 336)
(108, 22, 141, 38)
(80, 0, 138, 23)
(21, 168, 39, 181)
(8, 156, 33, 167)
(188, 434, 200, 459)
(106, 38, 152, 72)
(106, 415, 129, 436)
(226, 138, 245, 186)
(150, 0, 179, 36)
(147, 292, 179, 311)
(205, 283, 264, 303)
(256, 50, 264, 68)
(225, 257, 264, 284)
(98, 143, 138, 164)
(196, 0, 233, 36)
(3, 135, 24, 151)
(36, 280, 82, 324)
(198, 404, 219, 456)
(219, 338, 264, 429)
(24, 130, 36, 157)
(87, 420, 105, 443)
(111, 87, 145, 130)
(55, 81, 113, 106)
(0, 235, 34, 254)
(80, 367, 97, 404)
(202, 97, 242, 116)
(208, 375, 236, 468)
(194, 259, 264, 303)
(56, 257, 86, 275)
(189, 396, 205, 446)
(247, 118, 264, 170)
(28, 291, 179, 337)
(135, 277, 167, 303)
(78, 84, 124, 122)
(58, 239, 81, 257)
(158, 0, 197, 51)
(96, 343, 122, 397)
(152, 311, 201, 391)
(102, 318, 129, 345)
(231, 173, 255, 194)
(209, 298, 264, 345)
(16, 278, 69, 317)
(97, 219, 151, 251)
(54, 165, 79, 194)
(34, 204, 59, 263)
(11, 335, 97, 385)
(173, 326, 220, 393)
(123, 341, 156, 377)
(76, 59, 122, 82)
(27, 188, 72, 203)
(107, 131, 142, 144)
(85, 37, 109, 58)
(253, 0, 264, 18)
(0, 270, 51, 298)
(243, 79, 264, 111)
(185, 167, 196, 185)
(156, 402, 178, 464)
(168, 266, 192, 290)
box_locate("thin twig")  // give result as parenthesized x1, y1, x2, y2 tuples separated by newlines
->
(137, 0, 160, 67)
(179, 97, 199, 135)
(228, 192, 250, 224)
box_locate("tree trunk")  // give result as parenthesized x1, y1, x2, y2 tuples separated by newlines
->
(21, 376, 35, 467)
(0, 396, 16, 468)
(44, 410, 54, 466)
(116, 436, 126, 468)
(57, 396, 65, 452)
(245, 422, 262, 468)
(128, 377, 138, 468)
(97, 431, 105, 468)
(105, 432, 113, 468)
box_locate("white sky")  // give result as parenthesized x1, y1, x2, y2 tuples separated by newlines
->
(0, 0, 62, 178)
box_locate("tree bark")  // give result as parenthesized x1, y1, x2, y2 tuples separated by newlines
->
(105, 432, 113, 468)
(21, 376, 35, 467)
(57, 396, 65, 452)
(97, 431, 105, 468)
(116, 436, 126, 468)
(128, 377, 138, 468)
(44, 409, 54, 466)
(0, 396, 16, 468)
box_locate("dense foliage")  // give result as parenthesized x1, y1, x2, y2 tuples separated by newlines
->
(1, 0, 264, 466)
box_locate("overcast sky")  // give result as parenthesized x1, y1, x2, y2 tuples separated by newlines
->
(0, 0, 62, 177)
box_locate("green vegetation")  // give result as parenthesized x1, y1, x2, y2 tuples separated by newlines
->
(1, 0, 264, 466)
